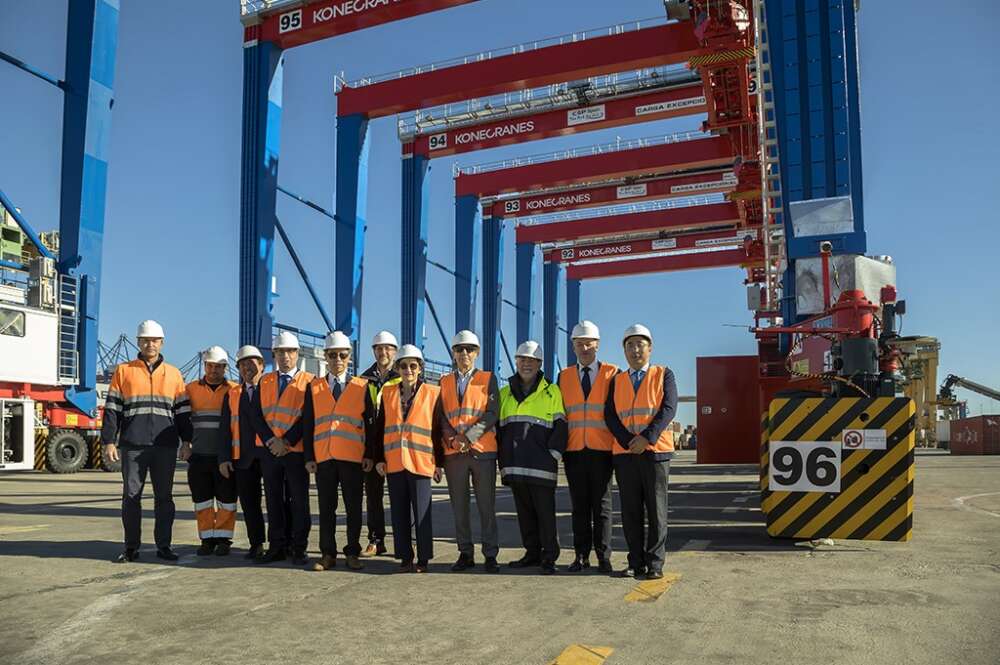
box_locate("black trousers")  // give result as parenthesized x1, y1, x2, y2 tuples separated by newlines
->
(510, 481, 560, 564)
(316, 459, 364, 557)
(564, 449, 613, 560)
(364, 467, 386, 544)
(187, 454, 237, 543)
(120, 445, 177, 549)
(235, 456, 267, 548)
(614, 454, 670, 572)
(261, 451, 311, 551)
(387, 470, 433, 563)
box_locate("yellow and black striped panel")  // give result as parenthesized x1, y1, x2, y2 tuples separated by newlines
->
(34, 431, 47, 470)
(759, 411, 770, 516)
(762, 397, 915, 542)
(90, 441, 102, 469)
(689, 47, 756, 66)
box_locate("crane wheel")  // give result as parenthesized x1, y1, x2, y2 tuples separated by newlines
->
(45, 430, 88, 474)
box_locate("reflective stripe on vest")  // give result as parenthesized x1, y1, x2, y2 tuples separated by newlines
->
(612, 366, 674, 455)
(559, 364, 617, 452)
(368, 375, 401, 408)
(382, 383, 439, 477)
(440, 371, 497, 457)
(186, 380, 235, 450)
(259, 371, 314, 452)
(310, 376, 368, 463)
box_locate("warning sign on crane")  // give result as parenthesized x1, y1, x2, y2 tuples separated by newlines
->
(841, 429, 887, 450)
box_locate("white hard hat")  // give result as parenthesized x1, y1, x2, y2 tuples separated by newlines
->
(136, 319, 164, 339)
(272, 331, 300, 350)
(202, 345, 228, 364)
(515, 340, 543, 361)
(235, 345, 264, 362)
(324, 331, 352, 351)
(372, 330, 399, 348)
(622, 323, 653, 345)
(451, 330, 480, 349)
(396, 344, 424, 364)
(571, 320, 600, 340)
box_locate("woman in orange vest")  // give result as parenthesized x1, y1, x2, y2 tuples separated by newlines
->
(372, 344, 444, 573)
(604, 324, 678, 581)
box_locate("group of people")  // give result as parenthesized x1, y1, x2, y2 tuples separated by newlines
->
(100, 318, 678, 579)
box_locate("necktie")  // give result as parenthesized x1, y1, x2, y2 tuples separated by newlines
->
(246, 385, 254, 401)
(332, 380, 343, 400)
(278, 373, 290, 397)
(631, 370, 643, 392)
(458, 374, 467, 403)
(581, 366, 592, 399)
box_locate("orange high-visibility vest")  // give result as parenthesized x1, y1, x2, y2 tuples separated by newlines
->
(310, 376, 368, 463)
(612, 366, 674, 455)
(259, 371, 314, 453)
(227, 385, 263, 461)
(439, 371, 497, 457)
(185, 379, 236, 453)
(382, 383, 439, 477)
(559, 364, 618, 452)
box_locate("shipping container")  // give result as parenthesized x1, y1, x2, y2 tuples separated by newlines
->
(949, 415, 1000, 455)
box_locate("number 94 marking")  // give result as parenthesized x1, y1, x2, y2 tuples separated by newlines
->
(768, 441, 842, 493)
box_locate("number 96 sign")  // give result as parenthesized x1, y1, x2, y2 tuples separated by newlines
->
(768, 441, 842, 493)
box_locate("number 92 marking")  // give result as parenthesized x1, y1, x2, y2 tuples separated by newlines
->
(768, 441, 842, 493)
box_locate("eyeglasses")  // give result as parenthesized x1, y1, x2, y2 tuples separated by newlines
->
(398, 362, 422, 371)
(453, 345, 478, 354)
(327, 351, 350, 360)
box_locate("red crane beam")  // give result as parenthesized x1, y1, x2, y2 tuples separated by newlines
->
(493, 169, 735, 218)
(409, 83, 707, 158)
(515, 201, 740, 244)
(567, 246, 761, 280)
(337, 22, 707, 118)
(457, 134, 733, 197)
(544, 226, 760, 264)
(244, 0, 480, 49)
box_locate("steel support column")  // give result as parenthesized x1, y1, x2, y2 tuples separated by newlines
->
(335, 113, 370, 341)
(454, 193, 480, 333)
(542, 261, 563, 374)
(238, 42, 283, 351)
(58, 0, 120, 416)
(566, 277, 580, 366)
(401, 151, 430, 346)
(481, 212, 504, 374)
(515, 241, 537, 344)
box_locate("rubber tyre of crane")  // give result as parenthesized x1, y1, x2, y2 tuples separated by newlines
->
(45, 429, 88, 474)
(100, 440, 122, 473)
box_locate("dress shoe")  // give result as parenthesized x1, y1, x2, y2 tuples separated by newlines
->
(508, 555, 541, 569)
(415, 560, 429, 573)
(596, 559, 613, 574)
(363, 541, 387, 557)
(291, 549, 309, 566)
(618, 566, 647, 578)
(398, 560, 416, 573)
(312, 554, 337, 571)
(645, 569, 664, 580)
(451, 553, 475, 572)
(484, 557, 500, 574)
(244, 544, 264, 560)
(257, 547, 286, 564)
(114, 548, 139, 563)
(196, 541, 216, 556)
(540, 561, 556, 575)
(346, 555, 363, 570)
(567, 556, 590, 573)
(215, 541, 232, 556)
(155, 547, 179, 561)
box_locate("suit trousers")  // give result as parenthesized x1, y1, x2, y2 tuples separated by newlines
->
(316, 459, 364, 557)
(613, 453, 670, 572)
(563, 448, 613, 560)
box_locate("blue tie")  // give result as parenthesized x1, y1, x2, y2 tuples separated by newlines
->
(581, 366, 592, 399)
(631, 370, 644, 392)
(278, 374, 290, 397)
(332, 381, 343, 400)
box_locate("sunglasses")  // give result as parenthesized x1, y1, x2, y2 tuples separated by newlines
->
(327, 351, 351, 360)
(453, 345, 478, 354)
(398, 362, 422, 371)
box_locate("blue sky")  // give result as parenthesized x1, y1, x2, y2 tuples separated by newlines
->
(1, 0, 998, 423)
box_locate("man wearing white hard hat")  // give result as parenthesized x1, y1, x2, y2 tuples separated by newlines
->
(437, 330, 501, 573)
(558, 321, 618, 574)
(604, 324, 678, 580)
(301, 331, 377, 572)
(101, 320, 187, 563)
(371, 344, 445, 573)
(249, 331, 315, 565)
(358, 330, 400, 557)
(176, 346, 237, 556)
(497, 340, 567, 575)
(218, 344, 270, 560)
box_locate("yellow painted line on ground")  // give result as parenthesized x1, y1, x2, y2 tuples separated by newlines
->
(624, 573, 682, 603)
(0, 524, 50, 535)
(548, 645, 614, 665)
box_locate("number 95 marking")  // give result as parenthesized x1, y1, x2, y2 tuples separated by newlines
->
(768, 441, 842, 493)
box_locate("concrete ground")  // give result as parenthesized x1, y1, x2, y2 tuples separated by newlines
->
(0, 450, 997, 665)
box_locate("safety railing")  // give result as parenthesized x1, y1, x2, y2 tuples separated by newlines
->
(240, 0, 300, 16)
(397, 64, 698, 139)
(57, 275, 79, 385)
(454, 129, 709, 176)
(336, 16, 671, 90)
